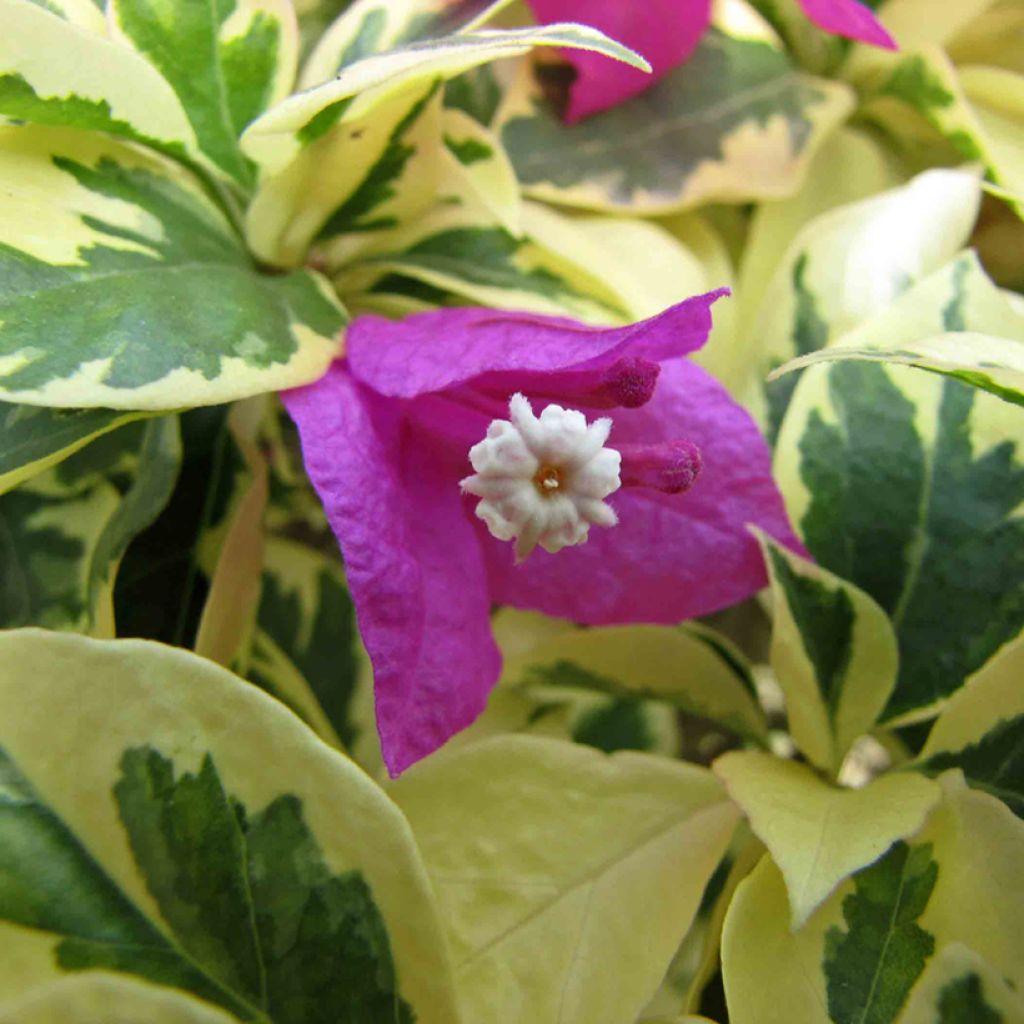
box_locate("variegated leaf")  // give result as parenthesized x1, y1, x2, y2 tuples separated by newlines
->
(335, 203, 629, 322)
(109, 0, 298, 189)
(715, 752, 941, 929)
(915, 634, 1024, 818)
(851, 40, 1024, 218)
(390, 736, 740, 1024)
(241, 22, 648, 176)
(897, 943, 1024, 1024)
(722, 774, 1024, 1024)
(244, 21, 646, 268)
(0, 0, 198, 160)
(770, 330, 1024, 407)
(755, 530, 899, 774)
(247, 85, 522, 271)
(0, 405, 144, 497)
(0, 629, 463, 1023)
(495, 13, 853, 215)
(245, 83, 448, 268)
(756, 167, 981, 438)
(774, 253, 1024, 723)
(0, 418, 180, 636)
(0, 126, 345, 410)
(497, 620, 768, 747)
(21, 0, 107, 32)
(248, 536, 363, 753)
(299, 0, 502, 88)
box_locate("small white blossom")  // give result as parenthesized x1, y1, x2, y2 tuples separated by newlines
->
(460, 394, 621, 562)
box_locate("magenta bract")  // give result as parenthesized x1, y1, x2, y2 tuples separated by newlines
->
(283, 293, 800, 774)
(525, 0, 895, 121)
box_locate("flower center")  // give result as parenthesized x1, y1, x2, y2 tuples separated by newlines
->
(460, 393, 621, 563)
(534, 465, 564, 495)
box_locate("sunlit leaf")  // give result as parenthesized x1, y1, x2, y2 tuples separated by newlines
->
(109, 0, 298, 188)
(0, 0, 198, 161)
(715, 751, 941, 928)
(390, 736, 739, 1024)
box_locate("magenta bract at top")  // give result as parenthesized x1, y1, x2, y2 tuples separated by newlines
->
(525, 0, 711, 122)
(524, 0, 895, 122)
(283, 292, 801, 775)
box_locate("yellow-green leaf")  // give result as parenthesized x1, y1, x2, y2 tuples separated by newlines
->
(389, 736, 739, 1024)
(715, 752, 941, 929)
(755, 530, 899, 773)
(871, 0, 998, 50)
(640, 825, 764, 1019)
(0, 972, 240, 1024)
(0, 628, 462, 1023)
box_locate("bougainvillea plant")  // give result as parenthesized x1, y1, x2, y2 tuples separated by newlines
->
(1, 0, 1023, 1022)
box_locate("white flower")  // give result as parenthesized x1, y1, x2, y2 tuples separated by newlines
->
(460, 393, 621, 562)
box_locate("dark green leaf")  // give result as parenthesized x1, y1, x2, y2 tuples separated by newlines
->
(824, 841, 938, 1024)
(766, 545, 854, 717)
(937, 973, 1002, 1024)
